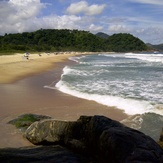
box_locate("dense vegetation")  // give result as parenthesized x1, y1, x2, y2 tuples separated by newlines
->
(105, 33, 148, 52)
(0, 29, 148, 53)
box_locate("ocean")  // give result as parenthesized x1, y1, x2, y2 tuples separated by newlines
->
(47, 52, 163, 141)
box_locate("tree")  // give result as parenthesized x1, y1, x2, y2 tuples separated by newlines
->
(0, 30, 148, 53)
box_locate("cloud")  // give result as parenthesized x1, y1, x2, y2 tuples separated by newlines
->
(106, 15, 163, 44)
(106, 24, 163, 44)
(1, 0, 163, 44)
(8, 0, 44, 19)
(66, 1, 106, 16)
(127, 0, 163, 5)
(0, 0, 45, 34)
(107, 20, 163, 44)
(89, 24, 103, 32)
(40, 15, 82, 30)
(0, 0, 104, 35)
(134, 26, 163, 44)
(108, 24, 130, 33)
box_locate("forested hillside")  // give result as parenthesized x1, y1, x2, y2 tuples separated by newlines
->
(0, 29, 148, 53)
(105, 33, 147, 52)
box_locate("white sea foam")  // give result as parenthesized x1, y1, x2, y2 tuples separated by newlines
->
(69, 55, 93, 65)
(62, 65, 110, 77)
(69, 56, 86, 63)
(62, 66, 72, 75)
(62, 66, 88, 76)
(52, 53, 163, 116)
(55, 80, 163, 116)
(125, 53, 163, 63)
(98, 53, 122, 57)
(44, 85, 56, 89)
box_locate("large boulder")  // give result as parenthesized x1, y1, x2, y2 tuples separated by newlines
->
(0, 145, 89, 163)
(121, 113, 163, 141)
(158, 128, 163, 149)
(24, 115, 163, 162)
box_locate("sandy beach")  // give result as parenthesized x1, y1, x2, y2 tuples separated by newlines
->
(0, 52, 128, 148)
(0, 52, 90, 84)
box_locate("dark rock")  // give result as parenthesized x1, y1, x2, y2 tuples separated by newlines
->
(121, 113, 163, 141)
(24, 115, 163, 162)
(160, 128, 163, 142)
(158, 128, 163, 149)
(0, 145, 89, 163)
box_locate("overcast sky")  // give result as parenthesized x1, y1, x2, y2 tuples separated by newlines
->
(1, 0, 163, 44)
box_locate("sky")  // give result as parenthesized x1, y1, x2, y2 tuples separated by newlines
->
(0, 0, 163, 44)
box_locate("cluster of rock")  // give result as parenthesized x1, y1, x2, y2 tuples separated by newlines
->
(0, 115, 163, 162)
(121, 112, 163, 142)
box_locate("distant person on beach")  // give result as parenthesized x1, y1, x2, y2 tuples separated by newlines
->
(24, 52, 29, 59)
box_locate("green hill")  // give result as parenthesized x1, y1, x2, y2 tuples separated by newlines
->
(0, 29, 148, 53)
(104, 33, 148, 52)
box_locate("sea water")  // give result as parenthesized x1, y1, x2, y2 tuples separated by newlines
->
(46, 52, 163, 140)
(56, 53, 163, 115)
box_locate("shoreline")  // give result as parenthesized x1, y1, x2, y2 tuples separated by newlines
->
(0, 52, 128, 148)
(0, 52, 94, 84)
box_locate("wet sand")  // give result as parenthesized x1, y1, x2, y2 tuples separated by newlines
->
(0, 53, 128, 148)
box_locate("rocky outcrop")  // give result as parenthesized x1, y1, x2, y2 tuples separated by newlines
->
(24, 115, 163, 162)
(0, 115, 162, 162)
(158, 128, 163, 149)
(121, 113, 163, 141)
(0, 145, 89, 163)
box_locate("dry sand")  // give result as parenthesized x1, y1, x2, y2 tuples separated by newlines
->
(0, 52, 128, 148)
(0, 52, 91, 84)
